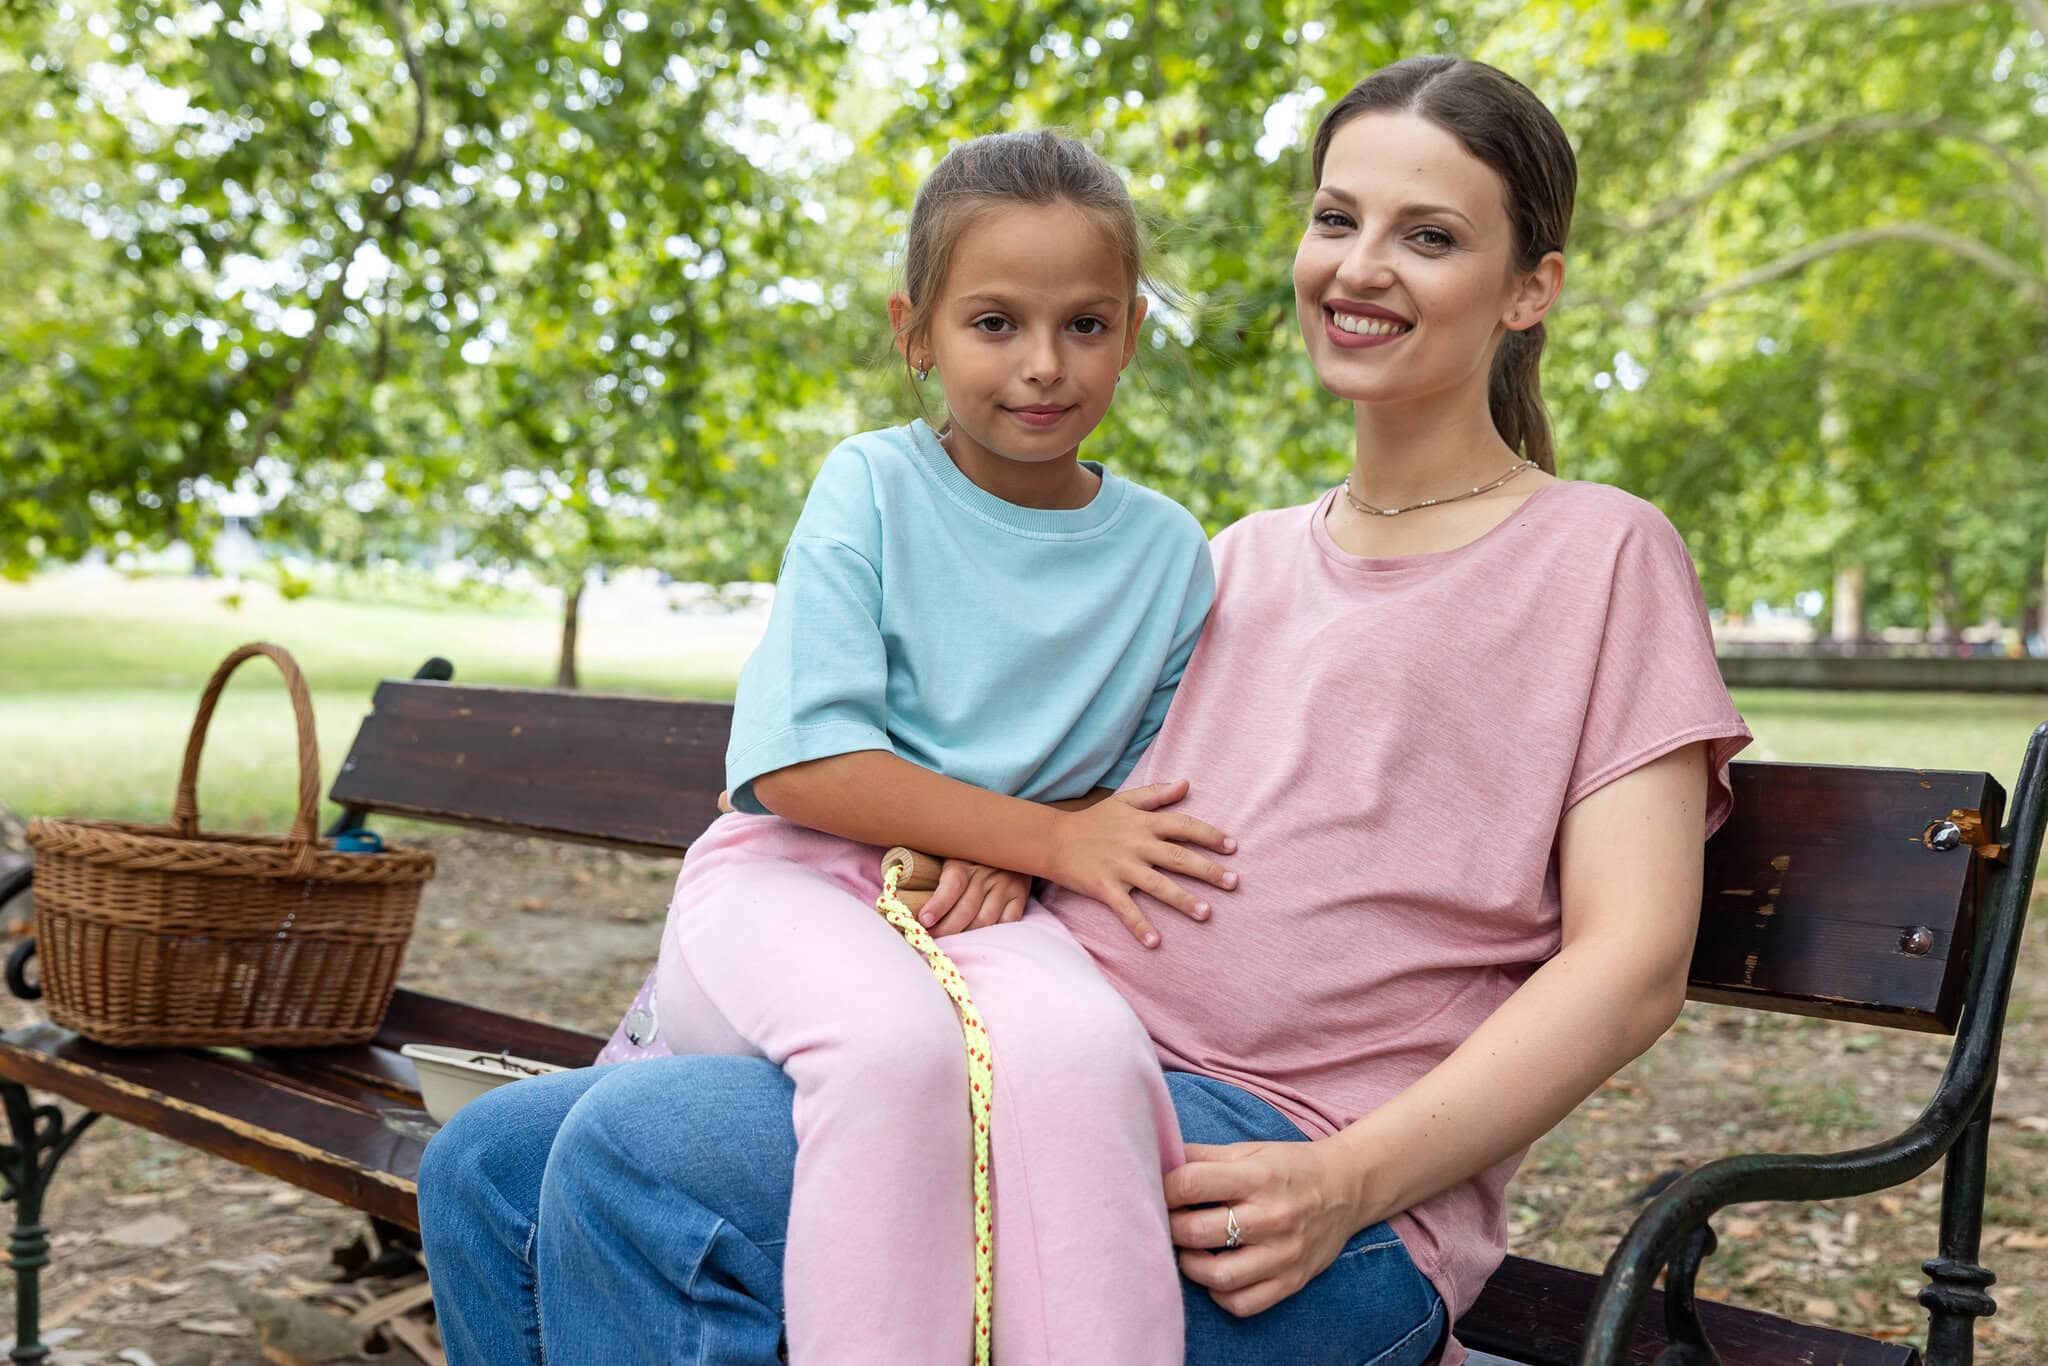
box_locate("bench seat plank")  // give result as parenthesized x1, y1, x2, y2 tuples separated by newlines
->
(1461, 1255, 1920, 1366)
(0, 990, 604, 1230)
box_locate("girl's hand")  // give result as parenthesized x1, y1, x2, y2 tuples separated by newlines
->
(1164, 1140, 1363, 1318)
(1048, 779, 1237, 947)
(917, 860, 1031, 938)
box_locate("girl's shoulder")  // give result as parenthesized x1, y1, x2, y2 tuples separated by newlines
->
(1113, 475, 1209, 549)
(814, 422, 924, 488)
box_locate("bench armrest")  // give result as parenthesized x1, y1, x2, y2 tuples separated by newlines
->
(1582, 722, 2048, 1366)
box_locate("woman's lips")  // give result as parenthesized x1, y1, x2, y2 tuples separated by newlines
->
(1324, 308, 1411, 349)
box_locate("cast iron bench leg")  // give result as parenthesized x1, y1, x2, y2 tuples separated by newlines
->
(1, 1080, 100, 1365)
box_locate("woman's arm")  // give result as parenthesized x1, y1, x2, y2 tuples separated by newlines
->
(1167, 742, 1709, 1314)
(754, 753, 1236, 945)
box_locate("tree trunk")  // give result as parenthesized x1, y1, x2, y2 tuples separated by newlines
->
(1929, 556, 1960, 643)
(556, 581, 582, 690)
(2035, 527, 2048, 646)
(1831, 563, 1866, 643)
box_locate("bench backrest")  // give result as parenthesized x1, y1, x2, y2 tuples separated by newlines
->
(331, 680, 728, 856)
(332, 676, 2008, 1034)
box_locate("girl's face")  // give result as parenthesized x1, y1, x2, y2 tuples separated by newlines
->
(1293, 111, 1557, 408)
(897, 201, 1145, 474)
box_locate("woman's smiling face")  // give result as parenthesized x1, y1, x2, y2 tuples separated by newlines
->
(1293, 111, 1537, 406)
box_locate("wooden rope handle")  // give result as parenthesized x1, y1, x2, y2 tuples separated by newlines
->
(880, 847, 943, 913)
(173, 642, 323, 873)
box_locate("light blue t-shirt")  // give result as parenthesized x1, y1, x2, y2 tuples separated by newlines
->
(726, 420, 1214, 814)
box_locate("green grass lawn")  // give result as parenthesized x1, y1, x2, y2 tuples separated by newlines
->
(5, 572, 2045, 833)
(4, 573, 754, 831)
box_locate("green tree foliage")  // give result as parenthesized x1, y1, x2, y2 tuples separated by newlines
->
(5, 0, 2046, 657)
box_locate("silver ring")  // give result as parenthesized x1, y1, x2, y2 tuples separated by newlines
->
(1223, 1206, 1243, 1250)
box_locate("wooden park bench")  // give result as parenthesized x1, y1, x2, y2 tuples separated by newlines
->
(2, 660, 2042, 1366)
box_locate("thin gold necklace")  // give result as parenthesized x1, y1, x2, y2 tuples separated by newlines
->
(1341, 460, 1535, 517)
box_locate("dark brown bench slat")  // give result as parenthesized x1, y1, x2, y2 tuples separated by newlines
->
(331, 681, 729, 855)
(0, 1022, 428, 1227)
(334, 686, 1994, 1034)
(1689, 764, 2003, 1032)
(0, 991, 604, 1230)
(1461, 1255, 1920, 1366)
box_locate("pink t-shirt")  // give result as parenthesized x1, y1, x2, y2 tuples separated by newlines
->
(1042, 480, 1751, 1363)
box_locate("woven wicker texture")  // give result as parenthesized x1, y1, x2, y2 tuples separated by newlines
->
(25, 642, 434, 1047)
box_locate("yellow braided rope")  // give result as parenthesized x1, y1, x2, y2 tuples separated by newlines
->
(876, 862, 994, 1366)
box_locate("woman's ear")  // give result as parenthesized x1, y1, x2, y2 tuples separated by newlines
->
(1120, 294, 1150, 369)
(887, 291, 920, 365)
(1505, 251, 1565, 332)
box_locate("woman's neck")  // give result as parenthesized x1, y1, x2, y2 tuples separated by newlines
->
(1347, 391, 1523, 508)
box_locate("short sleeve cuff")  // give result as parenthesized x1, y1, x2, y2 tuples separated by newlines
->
(726, 720, 895, 814)
(1562, 722, 1753, 839)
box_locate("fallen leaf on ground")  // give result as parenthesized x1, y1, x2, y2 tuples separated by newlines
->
(2015, 1115, 2048, 1133)
(47, 1276, 131, 1327)
(1801, 1297, 1841, 1320)
(2001, 1230, 2048, 1250)
(0, 1328, 84, 1353)
(200, 1253, 286, 1277)
(177, 1319, 247, 1337)
(104, 1213, 189, 1249)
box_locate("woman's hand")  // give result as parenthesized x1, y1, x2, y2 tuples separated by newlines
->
(1164, 1139, 1364, 1317)
(1047, 780, 1237, 947)
(917, 860, 1031, 938)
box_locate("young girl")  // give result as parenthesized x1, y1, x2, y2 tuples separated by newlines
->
(593, 131, 1235, 1366)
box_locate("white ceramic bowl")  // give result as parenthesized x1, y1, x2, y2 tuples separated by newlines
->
(401, 1043, 568, 1125)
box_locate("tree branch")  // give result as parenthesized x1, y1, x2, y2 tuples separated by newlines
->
(1676, 222, 2048, 314)
(1584, 114, 2048, 266)
(238, 0, 430, 466)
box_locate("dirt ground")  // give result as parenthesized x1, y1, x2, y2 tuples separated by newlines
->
(2, 829, 2042, 1363)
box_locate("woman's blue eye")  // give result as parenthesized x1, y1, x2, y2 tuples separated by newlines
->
(1314, 209, 1353, 229)
(1413, 227, 1455, 249)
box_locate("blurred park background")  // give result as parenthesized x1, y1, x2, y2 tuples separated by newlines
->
(7, 0, 2048, 830)
(5, 0, 2048, 830)
(4, 4, 2048, 1360)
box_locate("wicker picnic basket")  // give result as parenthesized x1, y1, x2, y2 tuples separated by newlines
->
(25, 642, 435, 1047)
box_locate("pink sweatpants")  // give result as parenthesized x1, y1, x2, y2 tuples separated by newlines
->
(598, 813, 1186, 1366)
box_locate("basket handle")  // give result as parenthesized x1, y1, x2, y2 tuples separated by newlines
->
(172, 642, 323, 875)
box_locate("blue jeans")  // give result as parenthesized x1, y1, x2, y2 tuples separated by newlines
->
(420, 1056, 1444, 1365)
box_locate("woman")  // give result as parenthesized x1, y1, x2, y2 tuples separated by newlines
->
(420, 57, 1749, 1366)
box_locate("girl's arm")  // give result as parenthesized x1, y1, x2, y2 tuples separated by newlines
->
(916, 788, 1120, 938)
(754, 753, 1237, 946)
(1166, 741, 1708, 1314)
